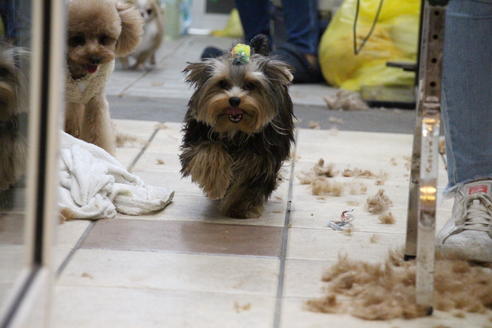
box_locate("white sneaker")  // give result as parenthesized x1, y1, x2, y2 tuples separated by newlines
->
(437, 180, 492, 262)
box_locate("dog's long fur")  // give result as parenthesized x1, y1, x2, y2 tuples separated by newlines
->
(120, 0, 164, 70)
(180, 35, 294, 218)
(0, 45, 28, 192)
(65, 0, 142, 154)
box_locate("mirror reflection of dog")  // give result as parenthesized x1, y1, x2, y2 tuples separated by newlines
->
(65, 0, 143, 154)
(120, 0, 164, 70)
(180, 35, 295, 218)
(0, 45, 28, 195)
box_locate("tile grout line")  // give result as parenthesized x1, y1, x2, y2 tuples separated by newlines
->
(56, 221, 96, 277)
(272, 129, 299, 328)
(127, 127, 160, 172)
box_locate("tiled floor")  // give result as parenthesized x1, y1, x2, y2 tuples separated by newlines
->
(52, 119, 492, 328)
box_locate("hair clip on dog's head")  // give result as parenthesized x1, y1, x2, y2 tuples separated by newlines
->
(231, 44, 251, 65)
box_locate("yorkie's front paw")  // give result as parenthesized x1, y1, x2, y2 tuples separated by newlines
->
(186, 144, 232, 200)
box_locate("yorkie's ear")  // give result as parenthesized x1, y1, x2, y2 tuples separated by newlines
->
(183, 62, 212, 88)
(115, 1, 143, 57)
(250, 34, 270, 56)
(264, 60, 294, 86)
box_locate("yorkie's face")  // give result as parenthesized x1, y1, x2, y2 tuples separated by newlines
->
(67, 0, 121, 79)
(0, 47, 24, 119)
(0, 54, 16, 120)
(184, 54, 293, 134)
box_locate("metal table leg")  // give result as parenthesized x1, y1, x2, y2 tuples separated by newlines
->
(404, 0, 448, 313)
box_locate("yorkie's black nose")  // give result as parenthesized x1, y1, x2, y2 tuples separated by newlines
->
(89, 56, 101, 65)
(229, 97, 241, 107)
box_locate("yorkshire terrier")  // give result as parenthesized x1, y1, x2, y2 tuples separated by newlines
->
(0, 44, 28, 193)
(65, 0, 142, 154)
(120, 0, 164, 70)
(180, 35, 294, 218)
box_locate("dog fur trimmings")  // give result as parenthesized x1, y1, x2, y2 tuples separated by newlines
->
(65, 61, 115, 104)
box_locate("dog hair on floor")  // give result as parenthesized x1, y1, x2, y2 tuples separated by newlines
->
(0, 44, 28, 192)
(120, 0, 164, 70)
(65, 0, 142, 154)
(180, 35, 295, 218)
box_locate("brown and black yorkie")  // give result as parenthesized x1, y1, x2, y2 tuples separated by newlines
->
(180, 35, 295, 218)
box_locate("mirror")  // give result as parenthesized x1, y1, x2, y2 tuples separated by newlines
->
(0, 0, 32, 308)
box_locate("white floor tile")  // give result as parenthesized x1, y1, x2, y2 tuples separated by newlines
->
(54, 287, 275, 328)
(58, 249, 279, 296)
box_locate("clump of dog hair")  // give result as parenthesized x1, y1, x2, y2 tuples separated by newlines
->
(306, 250, 492, 320)
(378, 212, 396, 224)
(342, 227, 353, 236)
(312, 178, 344, 197)
(313, 159, 337, 177)
(403, 156, 411, 170)
(342, 169, 354, 177)
(155, 159, 165, 165)
(233, 301, 251, 313)
(308, 121, 321, 129)
(369, 234, 379, 244)
(342, 168, 388, 184)
(453, 311, 465, 319)
(323, 90, 369, 111)
(116, 132, 145, 147)
(366, 189, 392, 214)
(298, 159, 338, 185)
(348, 181, 367, 195)
(328, 116, 344, 125)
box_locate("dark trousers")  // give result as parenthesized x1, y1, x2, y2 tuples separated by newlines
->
(234, 0, 319, 55)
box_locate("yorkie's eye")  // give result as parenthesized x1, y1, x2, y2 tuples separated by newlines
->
(218, 80, 231, 89)
(69, 35, 85, 47)
(243, 82, 256, 91)
(99, 35, 112, 46)
(147, 8, 153, 15)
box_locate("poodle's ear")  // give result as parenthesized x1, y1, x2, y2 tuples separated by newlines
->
(115, 1, 143, 57)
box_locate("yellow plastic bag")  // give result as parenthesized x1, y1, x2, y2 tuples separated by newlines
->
(319, 0, 420, 91)
(211, 9, 244, 38)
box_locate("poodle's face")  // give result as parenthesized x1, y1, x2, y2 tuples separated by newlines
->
(135, 0, 159, 23)
(67, 0, 143, 79)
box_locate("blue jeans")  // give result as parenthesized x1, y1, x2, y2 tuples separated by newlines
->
(234, 0, 319, 55)
(442, 0, 492, 192)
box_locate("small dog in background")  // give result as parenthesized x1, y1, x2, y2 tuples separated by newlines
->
(0, 44, 28, 192)
(120, 0, 164, 70)
(180, 35, 294, 218)
(65, 0, 142, 154)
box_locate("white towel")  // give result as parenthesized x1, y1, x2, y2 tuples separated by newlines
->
(58, 132, 174, 220)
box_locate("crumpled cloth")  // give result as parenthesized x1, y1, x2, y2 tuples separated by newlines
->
(58, 131, 174, 220)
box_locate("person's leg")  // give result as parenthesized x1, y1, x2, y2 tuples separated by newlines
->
(437, 0, 492, 261)
(234, 0, 271, 44)
(281, 0, 319, 55)
(442, 0, 492, 191)
(271, 0, 323, 83)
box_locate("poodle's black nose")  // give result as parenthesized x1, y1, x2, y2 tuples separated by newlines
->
(89, 56, 101, 65)
(229, 97, 241, 107)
